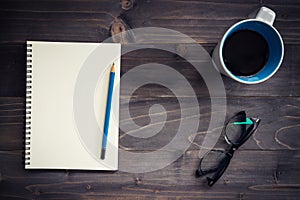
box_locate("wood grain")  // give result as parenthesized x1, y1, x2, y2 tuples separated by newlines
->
(0, 0, 299, 44)
(1, 97, 299, 152)
(0, 44, 299, 97)
(0, 96, 299, 199)
(0, 0, 300, 199)
(1, 149, 300, 199)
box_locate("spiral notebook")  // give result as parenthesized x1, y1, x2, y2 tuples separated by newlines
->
(25, 41, 121, 170)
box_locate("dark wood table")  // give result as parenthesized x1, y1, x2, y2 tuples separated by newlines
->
(1, 0, 300, 199)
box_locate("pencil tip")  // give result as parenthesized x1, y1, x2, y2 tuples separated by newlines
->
(101, 148, 106, 160)
(111, 63, 115, 72)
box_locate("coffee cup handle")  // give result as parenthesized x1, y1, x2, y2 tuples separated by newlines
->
(255, 6, 276, 26)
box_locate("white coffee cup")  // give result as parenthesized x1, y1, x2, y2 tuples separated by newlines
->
(212, 7, 284, 84)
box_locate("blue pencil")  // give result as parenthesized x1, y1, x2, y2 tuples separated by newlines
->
(101, 63, 115, 160)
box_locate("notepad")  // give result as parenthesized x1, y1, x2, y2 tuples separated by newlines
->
(25, 41, 120, 170)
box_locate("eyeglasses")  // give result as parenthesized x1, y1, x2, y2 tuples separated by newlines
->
(195, 111, 261, 187)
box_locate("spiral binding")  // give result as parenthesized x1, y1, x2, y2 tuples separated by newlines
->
(25, 42, 33, 166)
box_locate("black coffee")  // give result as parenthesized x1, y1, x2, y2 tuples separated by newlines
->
(222, 29, 269, 76)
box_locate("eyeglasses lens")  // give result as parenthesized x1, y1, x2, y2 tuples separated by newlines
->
(225, 114, 246, 144)
(201, 150, 226, 174)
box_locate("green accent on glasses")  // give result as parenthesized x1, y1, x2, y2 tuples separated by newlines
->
(233, 118, 253, 125)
